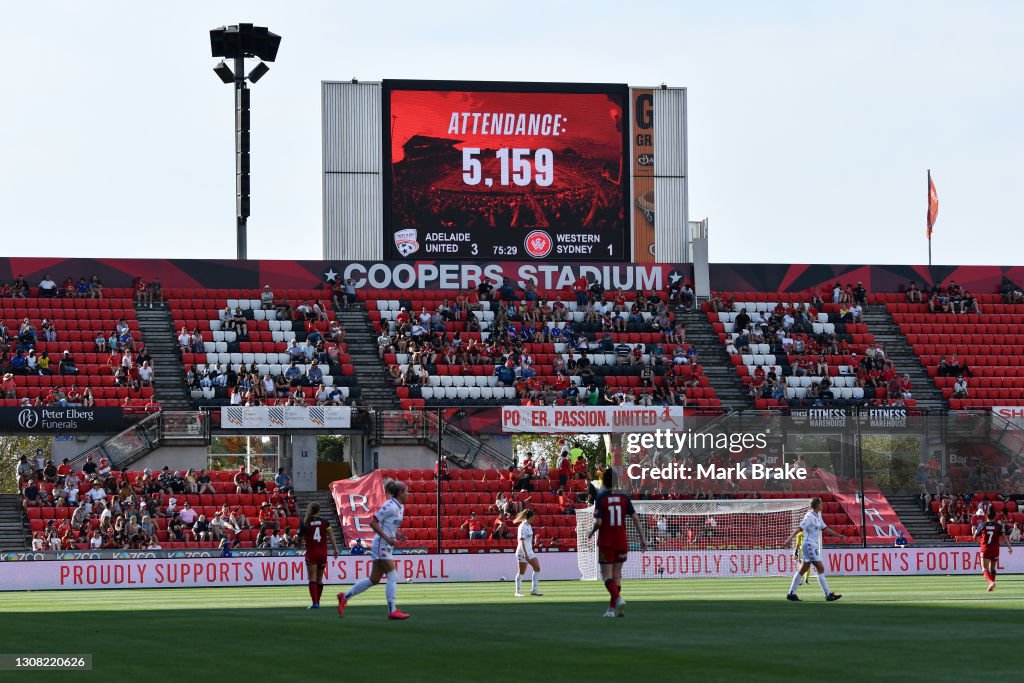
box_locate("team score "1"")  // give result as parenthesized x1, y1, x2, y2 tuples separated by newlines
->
(462, 148, 554, 188)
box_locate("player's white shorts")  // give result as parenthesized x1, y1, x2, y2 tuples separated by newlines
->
(516, 549, 536, 563)
(801, 543, 821, 563)
(371, 538, 394, 561)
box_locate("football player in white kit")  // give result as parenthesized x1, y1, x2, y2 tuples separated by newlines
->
(783, 497, 844, 602)
(514, 509, 542, 597)
(337, 479, 411, 620)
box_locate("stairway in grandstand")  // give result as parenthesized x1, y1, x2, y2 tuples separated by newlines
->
(135, 305, 192, 410)
(0, 494, 28, 550)
(861, 304, 945, 411)
(335, 304, 400, 410)
(677, 307, 753, 411)
(294, 490, 346, 550)
(885, 493, 948, 545)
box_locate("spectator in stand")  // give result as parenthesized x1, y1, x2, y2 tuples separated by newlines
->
(197, 469, 215, 495)
(906, 281, 922, 303)
(435, 455, 451, 482)
(1, 373, 16, 399)
(179, 501, 198, 528)
(461, 512, 488, 540)
(138, 361, 154, 386)
(274, 467, 292, 493)
(38, 273, 58, 297)
(21, 479, 42, 510)
(853, 282, 867, 306)
(147, 278, 163, 308)
(259, 502, 280, 532)
(16, 456, 35, 487)
(58, 351, 78, 375)
(234, 465, 252, 494)
(492, 514, 514, 540)
(249, 468, 266, 493)
(951, 376, 969, 399)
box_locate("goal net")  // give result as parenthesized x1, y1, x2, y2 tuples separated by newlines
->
(575, 498, 810, 580)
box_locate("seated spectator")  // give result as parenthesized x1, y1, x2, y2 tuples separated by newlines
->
(951, 376, 969, 399)
(167, 512, 186, 541)
(197, 469, 215, 494)
(138, 361, 154, 386)
(350, 537, 366, 555)
(58, 351, 78, 375)
(234, 466, 252, 494)
(38, 273, 58, 297)
(274, 467, 292, 493)
(461, 512, 487, 540)
(259, 502, 280, 531)
(179, 501, 198, 528)
(21, 479, 43, 509)
(906, 281, 922, 303)
(147, 278, 163, 307)
(492, 515, 514, 540)
(249, 468, 266, 493)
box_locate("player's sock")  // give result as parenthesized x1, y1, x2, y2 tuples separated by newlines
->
(983, 570, 992, 583)
(385, 571, 398, 614)
(817, 574, 832, 596)
(604, 578, 616, 607)
(515, 573, 523, 593)
(990, 569, 996, 582)
(531, 571, 540, 592)
(345, 578, 373, 600)
(316, 582, 324, 602)
(308, 581, 318, 603)
(788, 571, 802, 595)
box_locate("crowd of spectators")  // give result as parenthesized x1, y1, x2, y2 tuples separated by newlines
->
(0, 274, 105, 300)
(19, 455, 297, 551)
(380, 276, 703, 407)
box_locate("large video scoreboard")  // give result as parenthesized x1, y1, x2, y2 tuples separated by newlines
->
(382, 80, 629, 261)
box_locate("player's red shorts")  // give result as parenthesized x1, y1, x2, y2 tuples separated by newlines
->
(981, 547, 1000, 561)
(305, 550, 328, 566)
(598, 546, 628, 565)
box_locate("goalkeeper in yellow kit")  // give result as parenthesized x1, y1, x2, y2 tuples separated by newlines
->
(794, 530, 811, 584)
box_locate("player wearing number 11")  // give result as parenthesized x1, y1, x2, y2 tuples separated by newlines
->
(587, 469, 647, 618)
(297, 502, 340, 609)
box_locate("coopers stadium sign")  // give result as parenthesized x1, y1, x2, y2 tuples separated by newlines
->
(322, 261, 691, 292)
(0, 407, 124, 434)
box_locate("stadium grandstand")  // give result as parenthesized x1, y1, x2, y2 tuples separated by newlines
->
(3, 260, 1023, 558)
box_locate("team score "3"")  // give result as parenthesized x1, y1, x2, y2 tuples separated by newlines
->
(492, 245, 518, 256)
(463, 148, 554, 187)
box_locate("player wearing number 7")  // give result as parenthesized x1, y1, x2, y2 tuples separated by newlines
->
(975, 506, 1013, 591)
(297, 501, 341, 609)
(587, 469, 647, 618)
(783, 497, 843, 602)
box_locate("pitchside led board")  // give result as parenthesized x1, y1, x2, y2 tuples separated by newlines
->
(382, 80, 631, 262)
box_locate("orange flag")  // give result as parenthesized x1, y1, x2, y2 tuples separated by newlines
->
(927, 171, 939, 239)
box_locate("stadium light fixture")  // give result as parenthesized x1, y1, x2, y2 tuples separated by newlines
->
(208, 23, 281, 260)
(247, 62, 270, 84)
(213, 61, 235, 84)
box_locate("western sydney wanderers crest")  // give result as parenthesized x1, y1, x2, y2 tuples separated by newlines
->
(393, 228, 420, 257)
(524, 230, 553, 258)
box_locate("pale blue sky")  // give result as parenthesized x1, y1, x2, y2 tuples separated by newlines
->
(1, 1, 1020, 265)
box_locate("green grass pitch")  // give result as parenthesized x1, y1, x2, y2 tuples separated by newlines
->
(0, 576, 1019, 682)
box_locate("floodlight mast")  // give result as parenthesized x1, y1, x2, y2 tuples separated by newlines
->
(209, 23, 281, 260)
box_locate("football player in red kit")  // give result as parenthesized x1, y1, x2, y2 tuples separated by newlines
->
(975, 506, 1013, 591)
(297, 501, 340, 608)
(587, 469, 647, 618)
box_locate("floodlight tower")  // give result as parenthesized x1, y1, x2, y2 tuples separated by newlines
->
(209, 23, 281, 259)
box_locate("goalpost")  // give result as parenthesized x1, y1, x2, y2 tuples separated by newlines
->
(575, 499, 810, 580)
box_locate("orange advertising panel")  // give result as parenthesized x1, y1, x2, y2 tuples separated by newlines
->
(631, 88, 655, 262)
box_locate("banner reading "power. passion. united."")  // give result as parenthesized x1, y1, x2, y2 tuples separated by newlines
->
(501, 406, 685, 433)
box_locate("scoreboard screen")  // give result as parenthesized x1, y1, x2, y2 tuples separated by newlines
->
(382, 80, 629, 261)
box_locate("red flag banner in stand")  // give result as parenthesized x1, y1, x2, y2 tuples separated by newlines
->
(927, 172, 939, 239)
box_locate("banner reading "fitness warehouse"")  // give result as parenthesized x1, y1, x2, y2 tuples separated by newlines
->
(501, 406, 685, 433)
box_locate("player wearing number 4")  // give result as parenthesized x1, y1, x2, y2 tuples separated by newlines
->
(783, 497, 843, 602)
(337, 480, 411, 620)
(975, 506, 1013, 591)
(514, 509, 542, 597)
(297, 502, 340, 609)
(587, 469, 647, 618)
